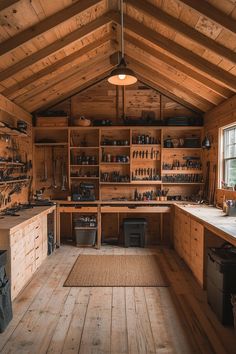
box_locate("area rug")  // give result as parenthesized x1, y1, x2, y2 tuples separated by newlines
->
(64, 255, 169, 287)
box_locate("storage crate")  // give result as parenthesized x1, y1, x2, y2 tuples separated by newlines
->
(36, 116, 68, 127)
(123, 218, 147, 248)
(74, 227, 96, 247)
(207, 247, 236, 325)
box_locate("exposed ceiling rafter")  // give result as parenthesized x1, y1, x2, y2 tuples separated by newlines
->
(0, 0, 103, 57)
(126, 0, 236, 64)
(0, 13, 112, 82)
(108, 12, 236, 92)
(178, 0, 236, 34)
(3, 34, 112, 99)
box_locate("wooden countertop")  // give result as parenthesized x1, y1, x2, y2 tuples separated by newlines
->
(0, 205, 56, 232)
(175, 204, 236, 245)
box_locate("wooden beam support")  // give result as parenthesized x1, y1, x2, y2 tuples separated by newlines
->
(125, 34, 231, 99)
(126, 0, 236, 64)
(0, 0, 19, 12)
(108, 12, 236, 92)
(0, 13, 112, 82)
(0, 94, 32, 123)
(0, 0, 103, 56)
(3, 34, 112, 99)
(32, 68, 112, 113)
(178, 0, 236, 34)
(15, 45, 115, 106)
(127, 56, 214, 112)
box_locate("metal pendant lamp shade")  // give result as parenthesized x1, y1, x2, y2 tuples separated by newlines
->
(108, 0, 137, 86)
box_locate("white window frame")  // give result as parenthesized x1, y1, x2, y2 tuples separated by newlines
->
(219, 123, 236, 189)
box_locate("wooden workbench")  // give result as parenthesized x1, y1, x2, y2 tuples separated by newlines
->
(57, 202, 171, 248)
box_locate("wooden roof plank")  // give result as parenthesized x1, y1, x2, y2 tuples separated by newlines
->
(0, 14, 111, 82)
(3, 34, 112, 98)
(108, 12, 236, 92)
(127, 56, 215, 112)
(178, 0, 236, 34)
(0, 0, 103, 56)
(0, 0, 20, 12)
(0, 93, 32, 123)
(36, 72, 111, 113)
(126, 0, 236, 64)
(125, 33, 231, 100)
(15, 45, 114, 105)
(26, 60, 113, 112)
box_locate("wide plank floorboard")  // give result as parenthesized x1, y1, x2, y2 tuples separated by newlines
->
(0, 245, 235, 354)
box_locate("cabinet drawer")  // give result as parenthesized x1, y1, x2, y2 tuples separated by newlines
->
(10, 229, 23, 246)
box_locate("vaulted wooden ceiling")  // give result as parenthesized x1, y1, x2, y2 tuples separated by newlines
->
(0, 0, 236, 114)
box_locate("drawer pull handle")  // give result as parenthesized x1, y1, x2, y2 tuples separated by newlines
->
(36, 226, 39, 229)
(36, 246, 39, 250)
(35, 236, 39, 239)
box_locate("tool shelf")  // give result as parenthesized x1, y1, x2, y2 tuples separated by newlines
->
(33, 125, 204, 203)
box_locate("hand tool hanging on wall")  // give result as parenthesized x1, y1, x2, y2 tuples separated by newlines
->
(61, 160, 67, 191)
(41, 147, 47, 182)
(52, 148, 57, 189)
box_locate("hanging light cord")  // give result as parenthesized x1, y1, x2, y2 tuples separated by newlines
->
(121, 0, 124, 59)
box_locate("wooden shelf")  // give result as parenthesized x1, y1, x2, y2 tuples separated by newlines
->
(70, 164, 99, 167)
(34, 142, 68, 146)
(100, 182, 131, 185)
(0, 126, 27, 137)
(131, 180, 162, 184)
(100, 162, 130, 165)
(101, 145, 130, 148)
(162, 147, 201, 151)
(162, 182, 204, 185)
(162, 170, 203, 174)
(33, 126, 68, 130)
(74, 227, 97, 230)
(70, 146, 99, 149)
(0, 161, 24, 166)
(131, 144, 161, 147)
(0, 178, 29, 185)
(70, 177, 99, 179)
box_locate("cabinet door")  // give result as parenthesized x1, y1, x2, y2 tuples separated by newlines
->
(190, 219, 204, 286)
(181, 213, 191, 265)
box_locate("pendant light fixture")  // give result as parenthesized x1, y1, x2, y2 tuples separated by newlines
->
(108, 0, 137, 86)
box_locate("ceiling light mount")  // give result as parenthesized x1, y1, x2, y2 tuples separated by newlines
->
(108, 0, 137, 86)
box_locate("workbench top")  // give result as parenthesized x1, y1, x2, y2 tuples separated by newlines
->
(0, 205, 56, 232)
(176, 204, 236, 244)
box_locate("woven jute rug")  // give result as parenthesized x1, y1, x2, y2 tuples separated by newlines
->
(64, 255, 169, 287)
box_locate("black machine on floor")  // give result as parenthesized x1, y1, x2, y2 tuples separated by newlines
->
(207, 244, 236, 325)
(0, 250, 13, 333)
(123, 218, 147, 247)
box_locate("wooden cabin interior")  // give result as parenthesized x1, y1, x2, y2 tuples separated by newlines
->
(0, 0, 236, 352)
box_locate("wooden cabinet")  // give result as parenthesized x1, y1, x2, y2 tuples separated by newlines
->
(173, 207, 204, 287)
(0, 208, 54, 300)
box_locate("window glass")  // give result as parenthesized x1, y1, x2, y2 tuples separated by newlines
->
(223, 126, 236, 187)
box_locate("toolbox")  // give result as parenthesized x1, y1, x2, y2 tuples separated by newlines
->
(207, 246, 236, 325)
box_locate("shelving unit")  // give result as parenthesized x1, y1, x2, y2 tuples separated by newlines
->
(33, 125, 204, 203)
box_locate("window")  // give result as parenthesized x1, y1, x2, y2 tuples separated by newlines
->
(222, 125, 236, 187)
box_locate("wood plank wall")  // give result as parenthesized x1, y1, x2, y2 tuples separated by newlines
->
(51, 80, 198, 123)
(0, 108, 32, 211)
(204, 95, 236, 206)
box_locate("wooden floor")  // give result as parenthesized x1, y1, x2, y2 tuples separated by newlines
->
(0, 245, 235, 354)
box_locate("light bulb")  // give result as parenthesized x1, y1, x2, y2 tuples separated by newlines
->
(118, 74, 126, 80)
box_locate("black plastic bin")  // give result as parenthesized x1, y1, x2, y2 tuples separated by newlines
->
(123, 218, 147, 247)
(0, 250, 13, 333)
(207, 247, 236, 325)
